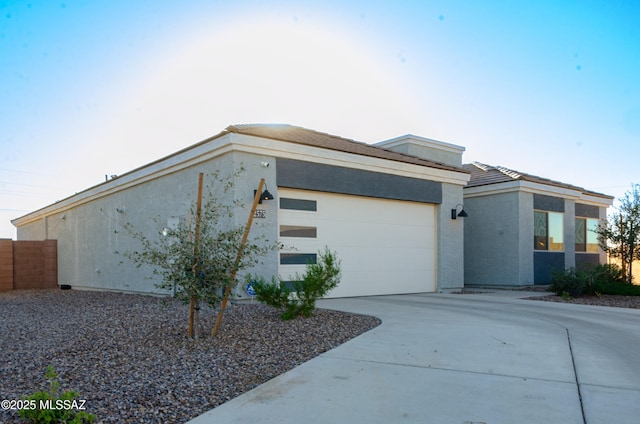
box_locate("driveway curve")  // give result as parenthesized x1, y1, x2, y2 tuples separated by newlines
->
(188, 291, 640, 424)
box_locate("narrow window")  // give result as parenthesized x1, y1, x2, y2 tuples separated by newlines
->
(576, 217, 599, 252)
(548, 212, 564, 251)
(280, 225, 317, 238)
(280, 198, 317, 211)
(280, 253, 317, 265)
(575, 218, 586, 252)
(586, 219, 599, 252)
(280, 280, 301, 292)
(534, 211, 548, 250)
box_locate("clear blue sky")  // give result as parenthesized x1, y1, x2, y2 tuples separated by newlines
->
(1, 0, 639, 238)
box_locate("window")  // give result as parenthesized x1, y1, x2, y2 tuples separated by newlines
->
(280, 198, 317, 211)
(280, 225, 317, 238)
(280, 253, 317, 265)
(534, 211, 564, 251)
(576, 217, 599, 252)
(279, 280, 301, 292)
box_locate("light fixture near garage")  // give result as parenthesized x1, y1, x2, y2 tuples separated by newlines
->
(254, 186, 274, 204)
(451, 204, 469, 219)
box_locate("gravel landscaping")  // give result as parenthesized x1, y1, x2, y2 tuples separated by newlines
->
(528, 293, 640, 309)
(0, 289, 381, 424)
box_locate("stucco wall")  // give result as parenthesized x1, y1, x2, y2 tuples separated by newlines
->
(228, 151, 279, 294)
(376, 136, 465, 167)
(17, 218, 46, 240)
(564, 200, 577, 269)
(437, 182, 465, 290)
(385, 143, 463, 167)
(517, 192, 535, 284)
(463, 192, 522, 285)
(17, 151, 280, 294)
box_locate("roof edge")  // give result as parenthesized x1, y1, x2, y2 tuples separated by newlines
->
(463, 162, 614, 201)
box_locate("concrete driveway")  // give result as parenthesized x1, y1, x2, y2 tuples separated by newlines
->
(187, 291, 640, 424)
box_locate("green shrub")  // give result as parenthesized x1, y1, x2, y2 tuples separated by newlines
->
(551, 263, 631, 297)
(598, 283, 640, 296)
(550, 268, 586, 297)
(251, 247, 341, 320)
(250, 275, 290, 309)
(19, 366, 96, 424)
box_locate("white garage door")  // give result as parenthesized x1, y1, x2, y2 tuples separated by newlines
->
(277, 188, 436, 298)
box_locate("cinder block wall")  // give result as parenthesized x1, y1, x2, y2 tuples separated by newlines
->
(0, 239, 13, 291)
(10, 240, 58, 290)
(42, 240, 58, 288)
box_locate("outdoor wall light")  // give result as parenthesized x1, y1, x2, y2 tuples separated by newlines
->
(451, 204, 469, 220)
(254, 187, 274, 204)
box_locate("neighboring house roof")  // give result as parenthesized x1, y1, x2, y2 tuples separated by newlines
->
(226, 124, 466, 173)
(463, 162, 613, 200)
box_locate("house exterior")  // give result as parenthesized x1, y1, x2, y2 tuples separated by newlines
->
(462, 162, 614, 286)
(12, 124, 470, 298)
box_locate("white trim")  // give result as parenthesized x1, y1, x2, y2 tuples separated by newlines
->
(464, 180, 613, 207)
(576, 193, 615, 207)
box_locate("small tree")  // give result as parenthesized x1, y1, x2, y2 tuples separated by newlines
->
(597, 183, 640, 284)
(120, 169, 275, 338)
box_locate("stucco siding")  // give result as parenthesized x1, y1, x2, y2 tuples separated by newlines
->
(464, 192, 521, 285)
(564, 200, 576, 270)
(517, 192, 535, 284)
(16, 219, 46, 240)
(437, 183, 465, 290)
(27, 152, 279, 294)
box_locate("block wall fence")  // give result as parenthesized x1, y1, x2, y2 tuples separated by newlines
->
(0, 239, 57, 291)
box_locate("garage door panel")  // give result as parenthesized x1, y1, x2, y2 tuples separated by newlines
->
(278, 266, 307, 281)
(278, 189, 436, 297)
(332, 269, 431, 297)
(322, 225, 433, 249)
(337, 247, 432, 286)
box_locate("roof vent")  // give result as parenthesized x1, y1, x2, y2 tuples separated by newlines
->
(472, 161, 492, 171)
(496, 166, 522, 179)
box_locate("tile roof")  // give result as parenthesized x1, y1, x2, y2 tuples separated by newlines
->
(463, 162, 613, 199)
(226, 124, 466, 173)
